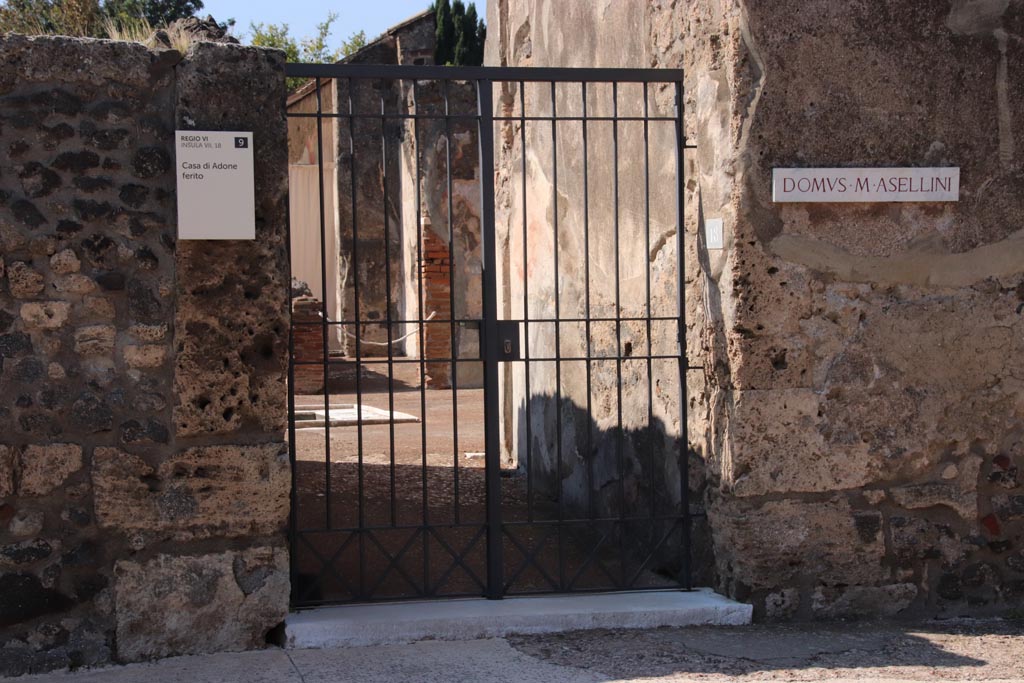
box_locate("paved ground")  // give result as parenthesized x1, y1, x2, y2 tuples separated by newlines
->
(8, 620, 1023, 682)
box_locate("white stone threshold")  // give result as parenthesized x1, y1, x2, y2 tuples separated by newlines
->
(285, 588, 752, 649)
(293, 404, 419, 429)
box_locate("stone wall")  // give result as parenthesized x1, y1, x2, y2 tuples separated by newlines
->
(0, 35, 289, 674)
(487, 0, 1024, 617)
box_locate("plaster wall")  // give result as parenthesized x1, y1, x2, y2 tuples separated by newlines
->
(488, 0, 708, 581)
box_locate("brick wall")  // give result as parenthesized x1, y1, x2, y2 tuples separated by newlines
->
(291, 296, 325, 395)
(419, 227, 453, 388)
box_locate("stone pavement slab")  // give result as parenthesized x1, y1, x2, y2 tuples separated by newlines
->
(285, 589, 752, 648)
(4, 640, 594, 683)
(287, 639, 601, 682)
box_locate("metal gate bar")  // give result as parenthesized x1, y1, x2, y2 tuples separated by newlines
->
(285, 63, 692, 607)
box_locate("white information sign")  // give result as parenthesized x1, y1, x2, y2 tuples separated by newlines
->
(772, 167, 959, 203)
(176, 131, 255, 239)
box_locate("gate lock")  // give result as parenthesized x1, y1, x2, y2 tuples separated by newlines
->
(495, 320, 521, 361)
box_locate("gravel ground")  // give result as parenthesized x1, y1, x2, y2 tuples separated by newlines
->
(509, 619, 1024, 681)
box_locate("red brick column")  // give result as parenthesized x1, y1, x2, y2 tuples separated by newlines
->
(291, 296, 325, 394)
(420, 229, 452, 389)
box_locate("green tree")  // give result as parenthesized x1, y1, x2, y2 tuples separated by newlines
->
(342, 29, 366, 56)
(433, 0, 454, 65)
(250, 12, 366, 90)
(431, 0, 484, 66)
(249, 20, 299, 62)
(300, 12, 364, 63)
(451, 0, 468, 65)
(472, 13, 485, 65)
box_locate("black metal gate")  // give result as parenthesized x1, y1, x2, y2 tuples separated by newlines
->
(285, 63, 692, 606)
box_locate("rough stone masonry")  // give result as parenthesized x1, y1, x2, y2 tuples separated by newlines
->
(486, 0, 1024, 619)
(0, 35, 289, 675)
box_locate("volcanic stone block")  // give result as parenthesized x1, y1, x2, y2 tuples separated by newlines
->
(0, 538, 54, 567)
(82, 295, 115, 320)
(763, 588, 799, 619)
(128, 323, 167, 342)
(6, 262, 44, 298)
(118, 419, 169, 445)
(0, 446, 14, 497)
(7, 510, 44, 537)
(123, 344, 166, 368)
(73, 325, 115, 356)
(711, 497, 887, 589)
(73, 176, 114, 193)
(69, 392, 114, 433)
(52, 151, 100, 173)
(811, 583, 918, 618)
(0, 332, 32, 358)
(126, 281, 162, 323)
(92, 444, 289, 540)
(726, 388, 878, 497)
(53, 274, 97, 295)
(18, 162, 61, 198)
(49, 249, 80, 274)
(890, 456, 983, 521)
(10, 200, 47, 228)
(113, 547, 288, 661)
(19, 301, 70, 329)
(118, 184, 149, 208)
(131, 147, 170, 179)
(890, 516, 965, 566)
(18, 444, 82, 496)
(9, 357, 44, 383)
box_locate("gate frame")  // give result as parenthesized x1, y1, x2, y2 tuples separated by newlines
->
(284, 63, 692, 606)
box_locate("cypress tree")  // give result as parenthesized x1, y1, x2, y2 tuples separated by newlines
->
(433, 0, 484, 66)
(473, 17, 486, 66)
(434, 0, 454, 65)
(462, 3, 479, 65)
(451, 0, 467, 65)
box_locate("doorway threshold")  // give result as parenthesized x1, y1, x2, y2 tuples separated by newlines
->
(285, 588, 752, 649)
(293, 404, 420, 428)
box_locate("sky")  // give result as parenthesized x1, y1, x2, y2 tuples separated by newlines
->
(201, 0, 488, 50)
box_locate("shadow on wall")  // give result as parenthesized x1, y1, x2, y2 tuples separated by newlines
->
(514, 392, 715, 587)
